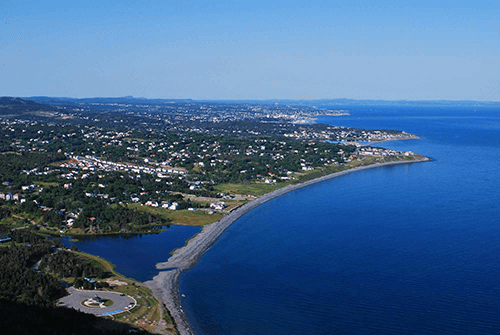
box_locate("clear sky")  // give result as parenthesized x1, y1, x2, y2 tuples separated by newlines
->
(1, 0, 499, 100)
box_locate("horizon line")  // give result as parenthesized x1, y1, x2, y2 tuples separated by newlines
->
(7, 95, 500, 104)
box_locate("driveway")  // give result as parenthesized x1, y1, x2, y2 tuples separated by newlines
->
(58, 287, 136, 316)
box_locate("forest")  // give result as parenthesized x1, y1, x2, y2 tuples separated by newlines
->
(0, 229, 151, 334)
(0, 231, 64, 307)
(40, 249, 110, 282)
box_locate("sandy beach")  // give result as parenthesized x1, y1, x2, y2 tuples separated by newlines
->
(144, 158, 429, 335)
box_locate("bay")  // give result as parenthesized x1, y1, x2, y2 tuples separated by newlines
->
(179, 106, 500, 334)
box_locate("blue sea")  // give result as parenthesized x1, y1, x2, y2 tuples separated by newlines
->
(178, 106, 500, 334)
(64, 105, 500, 334)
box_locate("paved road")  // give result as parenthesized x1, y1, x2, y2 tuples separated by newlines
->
(58, 287, 136, 316)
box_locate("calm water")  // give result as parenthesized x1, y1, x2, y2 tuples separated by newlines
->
(179, 106, 500, 334)
(61, 225, 201, 282)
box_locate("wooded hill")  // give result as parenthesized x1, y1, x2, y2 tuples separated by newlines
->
(0, 97, 59, 116)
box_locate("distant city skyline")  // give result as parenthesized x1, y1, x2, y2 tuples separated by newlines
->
(2, 0, 499, 101)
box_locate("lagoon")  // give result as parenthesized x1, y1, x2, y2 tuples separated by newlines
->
(61, 225, 201, 282)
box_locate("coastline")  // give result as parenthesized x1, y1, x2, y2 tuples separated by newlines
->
(144, 157, 430, 335)
(360, 135, 420, 147)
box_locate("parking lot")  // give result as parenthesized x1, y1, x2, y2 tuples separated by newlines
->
(58, 287, 136, 316)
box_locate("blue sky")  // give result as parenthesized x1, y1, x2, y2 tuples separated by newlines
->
(1, 0, 499, 100)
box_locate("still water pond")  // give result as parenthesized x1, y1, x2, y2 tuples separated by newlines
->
(61, 225, 200, 282)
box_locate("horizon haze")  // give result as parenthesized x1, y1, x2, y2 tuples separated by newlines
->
(2, 0, 499, 101)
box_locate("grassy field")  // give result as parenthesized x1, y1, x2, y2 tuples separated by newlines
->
(166, 209, 223, 226)
(122, 137, 148, 143)
(294, 165, 346, 183)
(223, 200, 247, 212)
(213, 182, 288, 196)
(110, 283, 168, 333)
(129, 203, 223, 226)
(0, 216, 24, 227)
(33, 181, 59, 187)
(0, 211, 42, 230)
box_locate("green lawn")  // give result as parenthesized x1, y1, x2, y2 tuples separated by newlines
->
(33, 181, 59, 187)
(129, 203, 223, 226)
(213, 182, 286, 196)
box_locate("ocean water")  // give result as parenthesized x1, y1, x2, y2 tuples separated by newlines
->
(61, 225, 201, 282)
(179, 106, 500, 334)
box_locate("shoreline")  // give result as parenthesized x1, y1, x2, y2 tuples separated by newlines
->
(144, 157, 430, 335)
(360, 135, 420, 147)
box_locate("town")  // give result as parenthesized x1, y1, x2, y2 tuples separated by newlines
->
(0, 96, 426, 335)
(0, 97, 421, 236)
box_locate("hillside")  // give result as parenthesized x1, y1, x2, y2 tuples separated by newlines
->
(0, 97, 59, 117)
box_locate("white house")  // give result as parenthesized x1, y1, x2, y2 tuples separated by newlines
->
(210, 202, 225, 210)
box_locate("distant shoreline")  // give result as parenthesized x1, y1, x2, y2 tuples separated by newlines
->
(145, 157, 430, 335)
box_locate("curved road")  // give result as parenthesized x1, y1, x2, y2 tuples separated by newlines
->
(58, 287, 136, 316)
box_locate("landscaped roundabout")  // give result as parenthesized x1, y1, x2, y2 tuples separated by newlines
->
(59, 287, 136, 316)
(81, 294, 114, 308)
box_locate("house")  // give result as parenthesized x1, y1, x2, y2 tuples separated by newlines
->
(210, 202, 225, 210)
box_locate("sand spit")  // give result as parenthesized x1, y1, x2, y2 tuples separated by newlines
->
(145, 158, 429, 335)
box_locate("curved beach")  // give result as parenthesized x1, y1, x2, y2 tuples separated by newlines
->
(145, 158, 429, 335)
